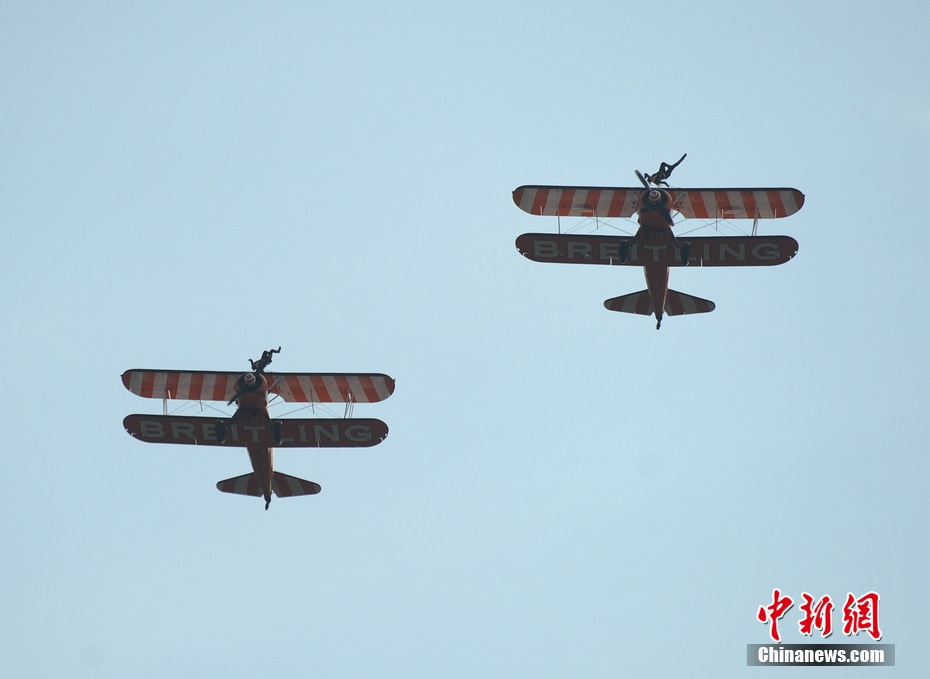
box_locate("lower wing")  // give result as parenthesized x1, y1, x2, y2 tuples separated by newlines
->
(516, 234, 798, 267)
(123, 415, 388, 447)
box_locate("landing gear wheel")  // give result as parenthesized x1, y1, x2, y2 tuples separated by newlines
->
(679, 242, 690, 266)
(272, 420, 283, 446)
(619, 241, 630, 264)
(215, 420, 226, 443)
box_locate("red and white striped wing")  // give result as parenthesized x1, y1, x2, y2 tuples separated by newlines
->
(513, 186, 804, 219)
(268, 373, 395, 403)
(513, 186, 640, 217)
(122, 370, 396, 403)
(671, 188, 804, 219)
(121, 370, 239, 401)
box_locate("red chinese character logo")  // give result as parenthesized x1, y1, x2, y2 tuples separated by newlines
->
(798, 593, 834, 638)
(842, 592, 882, 640)
(757, 589, 794, 642)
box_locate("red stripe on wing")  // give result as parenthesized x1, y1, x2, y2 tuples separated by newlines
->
(188, 372, 203, 400)
(580, 189, 599, 216)
(359, 376, 380, 402)
(531, 188, 549, 215)
(739, 190, 757, 218)
(164, 373, 180, 399)
(210, 374, 227, 401)
(287, 375, 310, 401)
(768, 190, 787, 217)
(607, 190, 626, 217)
(686, 191, 710, 218)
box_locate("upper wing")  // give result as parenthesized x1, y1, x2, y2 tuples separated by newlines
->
(268, 373, 395, 403)
(671, 188, 804, 219)
(121, 370, 240, 401)
(513, 185, 641, 217)
(121, 370, 395, 403)
(512, 185, 804, 219)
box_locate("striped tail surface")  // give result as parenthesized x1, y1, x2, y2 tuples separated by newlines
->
(604, 289, 715, 316)
(216, 472, 321, 498)
(272, 472, 321, 497)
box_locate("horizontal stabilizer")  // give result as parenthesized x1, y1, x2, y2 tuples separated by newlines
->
(216, 472, 321, 498)
(216, 473, 264, 497)
(604, 290, 715, 316)
(123, 415, 389, 448)
(603, 290, 654, 316)
(663, 289, 715, 316)
(272, 472, 321, 497)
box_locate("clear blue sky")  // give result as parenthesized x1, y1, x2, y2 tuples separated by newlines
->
(2, 1, 928, 676)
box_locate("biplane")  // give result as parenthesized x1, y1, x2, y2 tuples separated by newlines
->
(513, 154, 804, 328)
(121, 348, 395, 509)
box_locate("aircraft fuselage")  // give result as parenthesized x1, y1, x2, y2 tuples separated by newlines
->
(231, 375, 276, 508)
(635, 194, 677, 327)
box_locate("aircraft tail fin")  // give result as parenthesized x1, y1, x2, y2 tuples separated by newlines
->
(216, 472, 321, 498)
(604, 289, 715, 316)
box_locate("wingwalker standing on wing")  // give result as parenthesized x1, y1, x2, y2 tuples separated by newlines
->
(512, 155, 804, 329)
(249, 346, 280, 373)
(122, 348, 395, 510)
(643, 153, 687, 188)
